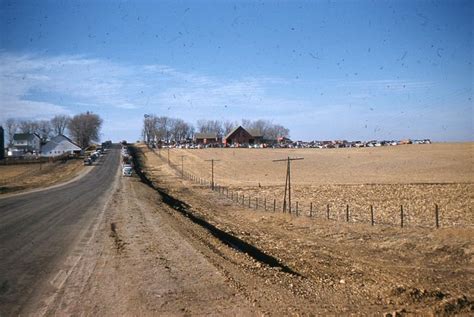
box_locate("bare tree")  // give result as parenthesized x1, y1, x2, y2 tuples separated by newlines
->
(143, 114, 158, 144)
(5, 118, 18, 146)
(51, 115, 70, 136)
(143, 115, 195, 144)
(170, 118, 192, 142)
(223, 120, 238, 136)
(197, 119, 223, 137)
(241, 119, 252, 129)
(266, 124, 290, 140)
(68, 112, 103, 148)
(241, 119, 290, 141)
(155, 116, 171, 142)
(37, 120, 53, 143)
(18, 120, 40, 134)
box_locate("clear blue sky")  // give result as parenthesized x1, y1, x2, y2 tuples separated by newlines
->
(1, 0, 472, 142)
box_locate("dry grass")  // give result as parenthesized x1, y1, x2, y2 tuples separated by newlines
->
(0, 160, 85, 194)
(147, 143, 473, 227)
(0, 164, 40, 182)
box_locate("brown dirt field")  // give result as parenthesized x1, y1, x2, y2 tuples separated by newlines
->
(158, 143, 473, 227)
(0, 159, 86, 194)
(165, 143, 473, 185)
(135, 145, 474, 315)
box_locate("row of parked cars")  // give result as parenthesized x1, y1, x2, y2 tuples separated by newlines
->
(121, 146, 133, 177)
(83, 147, 107, 165)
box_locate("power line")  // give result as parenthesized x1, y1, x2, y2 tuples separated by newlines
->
(272, 157, 304, 213)
(204, 159, 221, 190)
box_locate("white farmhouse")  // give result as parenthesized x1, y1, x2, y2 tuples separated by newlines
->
(12, 133, 41, 154)
(41, 135, 82, 157)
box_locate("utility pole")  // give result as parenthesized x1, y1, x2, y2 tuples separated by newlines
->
(179, 155, 185, 178)
(272, 156, 304, 213)
(205, 159, 220, 190)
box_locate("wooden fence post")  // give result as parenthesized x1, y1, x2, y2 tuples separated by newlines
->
(273, 199, 276, 212)
(370, 205, 374, 226)
(400, 205, 404, 228)
(264, 198, 267, 211)
(296, 201, 299, 216)
(327, 204, 330, 219)
(248, 196, 251, 208)
(435, 204, 439, 228)
(310, 202, 313, 217)
(346, 204, 349, 222)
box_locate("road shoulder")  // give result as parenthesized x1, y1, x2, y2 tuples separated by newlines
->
(31, 175, 258, 316)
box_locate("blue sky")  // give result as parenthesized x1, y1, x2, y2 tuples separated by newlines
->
(0, 0, 472, 142)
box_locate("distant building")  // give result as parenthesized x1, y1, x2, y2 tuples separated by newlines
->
(224, 126, 263, 145)
(194, 133, 220, 145)
(41, 134, 82, 157)
(0, 126, 4, 160)
(246, 129, 264, 144)
(12, 133, 41, 154)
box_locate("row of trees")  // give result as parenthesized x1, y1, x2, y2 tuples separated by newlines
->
(3, 112, 102, 149)
(143, 115, 290, 144)
(143, 115, 195, 144)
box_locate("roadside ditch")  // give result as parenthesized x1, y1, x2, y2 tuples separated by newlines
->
(128, 145, 301, 277)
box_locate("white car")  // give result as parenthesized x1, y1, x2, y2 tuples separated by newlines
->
(122, 166, 133, 176)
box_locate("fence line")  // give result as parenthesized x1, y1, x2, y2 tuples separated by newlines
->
(153, 146, 458, 229)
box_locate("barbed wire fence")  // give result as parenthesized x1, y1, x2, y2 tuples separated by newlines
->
(147, 146, 471, 229)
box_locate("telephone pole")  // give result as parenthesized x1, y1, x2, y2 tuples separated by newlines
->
(272, 157, 304, 213)
(204, 159, 220, 190)
(179, 155, 186, 177)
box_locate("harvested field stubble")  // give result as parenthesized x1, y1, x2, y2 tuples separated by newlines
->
(161, 143, 473, 228)
(231, 183, 473, 227)
(137, 144, 474, 315)
(0, 159, 85, 194)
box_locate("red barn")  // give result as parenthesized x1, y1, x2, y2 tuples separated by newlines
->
(194, 133, 220, 145)
(224, 126, 262, 145)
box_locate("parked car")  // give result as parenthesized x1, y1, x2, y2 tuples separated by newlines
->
(122, 166, 133, 176)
